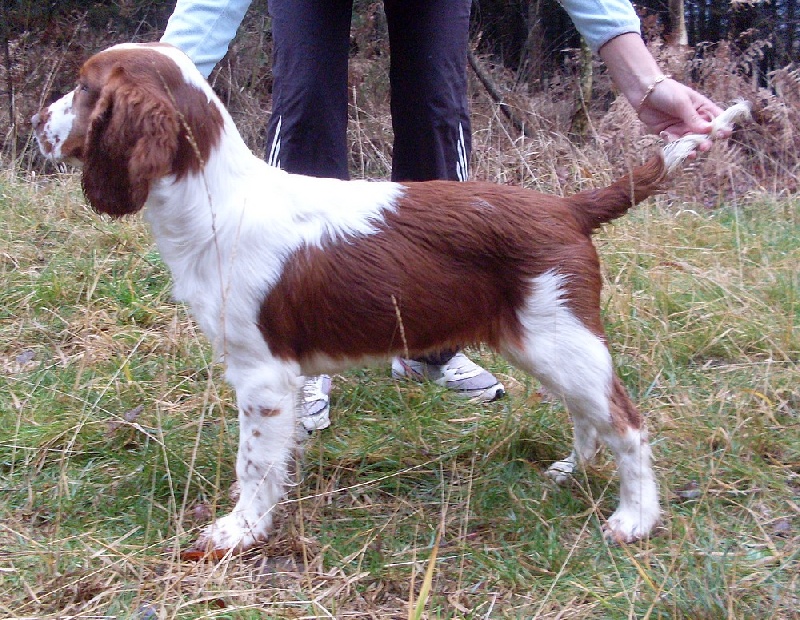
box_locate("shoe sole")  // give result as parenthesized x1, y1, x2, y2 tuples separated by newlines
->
(392, 369, 505, 403)
(463, 384, 505, 402)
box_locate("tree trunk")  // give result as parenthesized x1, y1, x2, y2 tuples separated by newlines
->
(668, 0, 689, 47)
(519, 0, 544, 92)
(1, 0, 15, 160)
(569, 39, 593, 139)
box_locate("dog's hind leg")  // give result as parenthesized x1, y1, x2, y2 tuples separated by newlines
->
(600, 377, 660, 542)
(503, 271, 660, 542)
(184, 359, 302, 558)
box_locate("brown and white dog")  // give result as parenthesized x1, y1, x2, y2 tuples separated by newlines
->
(32, 42, 748, 556)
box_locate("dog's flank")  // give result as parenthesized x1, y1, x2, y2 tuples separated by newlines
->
(32, 42, 749, 557)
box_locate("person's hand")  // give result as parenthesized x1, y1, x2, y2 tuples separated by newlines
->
(599, 33, 727, 151)
(637, 78, 727, 151)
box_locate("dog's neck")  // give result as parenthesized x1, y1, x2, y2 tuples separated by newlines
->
(147, 90, 270, 219)
(141, 115, 268, 312)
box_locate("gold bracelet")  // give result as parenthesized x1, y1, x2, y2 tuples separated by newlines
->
(637, 74, 671, 112)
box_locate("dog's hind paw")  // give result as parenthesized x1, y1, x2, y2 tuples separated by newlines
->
(603, 507, 660, 544)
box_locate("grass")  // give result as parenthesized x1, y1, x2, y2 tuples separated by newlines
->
(0, 160, 798, 619)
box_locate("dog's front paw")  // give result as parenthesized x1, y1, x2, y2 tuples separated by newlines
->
(181, 512, 266, 561)
(603, 507, 660, 544)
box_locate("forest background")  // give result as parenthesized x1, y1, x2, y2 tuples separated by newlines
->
(1, 0, 799, 167)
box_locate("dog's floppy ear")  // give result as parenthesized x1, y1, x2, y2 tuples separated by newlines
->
(82, 65, 179, 217)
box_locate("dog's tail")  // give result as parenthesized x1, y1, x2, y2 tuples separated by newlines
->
(570, 155, 667, 234)
(572, 100, 751, 234)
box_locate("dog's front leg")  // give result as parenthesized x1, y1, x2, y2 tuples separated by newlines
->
(185, 361, 301, 557)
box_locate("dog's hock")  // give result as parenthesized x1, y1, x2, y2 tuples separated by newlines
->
(662, 100, 752, 174)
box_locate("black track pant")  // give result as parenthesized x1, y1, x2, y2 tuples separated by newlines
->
(265, 0, 472, 184)
(266, 0, 472, 366)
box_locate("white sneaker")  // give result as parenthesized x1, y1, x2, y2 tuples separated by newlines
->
(299, 375, 332, 432)
(392, 352, 505, 402)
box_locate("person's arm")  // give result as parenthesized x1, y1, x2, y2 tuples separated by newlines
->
(599, 33, 725, 145)
(161, 0, 253, 78)
(557, 0, 641, 53)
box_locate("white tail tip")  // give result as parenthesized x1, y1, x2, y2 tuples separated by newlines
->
(662, 100, 752, 174)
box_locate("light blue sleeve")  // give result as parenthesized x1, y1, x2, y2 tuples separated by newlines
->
(557, 0, 641, 52)
(161, 0, 253, 78)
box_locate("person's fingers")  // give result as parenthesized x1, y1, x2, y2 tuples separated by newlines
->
(640, 81, 724, 139)
(660, 125, 714, 150)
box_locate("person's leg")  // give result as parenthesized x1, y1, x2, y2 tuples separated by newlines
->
(384, 0, 503, 401)
(266, 0, 354, 180)
(383, 0, 472, 182)
(267, 0, 353, 428)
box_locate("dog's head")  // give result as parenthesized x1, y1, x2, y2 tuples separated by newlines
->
(32, 43, 223, 217)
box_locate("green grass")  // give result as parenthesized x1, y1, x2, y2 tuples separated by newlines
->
(1, 168, 798, 618)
